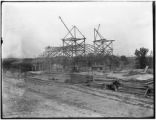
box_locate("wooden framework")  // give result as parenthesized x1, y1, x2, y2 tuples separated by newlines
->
(59, 16, 86, 57)
(62, 26, 86, 57)
(93, 24, 115, 55)
(38, 22, 116, 58)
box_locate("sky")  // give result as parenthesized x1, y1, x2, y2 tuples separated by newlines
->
(2, 2, 153, 58)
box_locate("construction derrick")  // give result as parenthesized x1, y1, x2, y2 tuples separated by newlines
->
(59, 16, 86, 57)
(94, 24, 115, 55)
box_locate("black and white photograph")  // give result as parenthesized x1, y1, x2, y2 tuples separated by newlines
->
(1, 1, 155, 118)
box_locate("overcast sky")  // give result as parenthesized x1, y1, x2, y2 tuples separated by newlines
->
(2, 2, 153, 58)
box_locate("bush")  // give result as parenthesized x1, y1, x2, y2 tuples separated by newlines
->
(120, 55, 129, 65)
(146, 56, 153, 69)
(2, 58, 33, 73)
(2, 58, 18, 71)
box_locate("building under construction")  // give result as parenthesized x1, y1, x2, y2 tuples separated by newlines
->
(33, 17, 115, 72)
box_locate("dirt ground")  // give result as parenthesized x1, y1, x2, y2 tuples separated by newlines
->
(2, 72, 154, 118)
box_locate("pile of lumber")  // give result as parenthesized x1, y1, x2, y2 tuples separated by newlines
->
(88, 81, 105, 88)
(89, 75, 119, 90)
(93, 75, 115, 84)
(92, 74, 153, 97)
(65, 73, 93, 84)
(118, 78, 153, 97)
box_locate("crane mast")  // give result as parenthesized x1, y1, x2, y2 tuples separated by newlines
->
(59, 16, 74, 38)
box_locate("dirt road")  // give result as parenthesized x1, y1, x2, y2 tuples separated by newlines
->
(2, 74, 154, 118)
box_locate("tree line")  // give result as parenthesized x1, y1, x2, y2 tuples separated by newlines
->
(2, 47, 153, 73)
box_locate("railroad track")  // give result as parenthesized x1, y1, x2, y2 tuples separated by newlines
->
(24, 77, 153, 109)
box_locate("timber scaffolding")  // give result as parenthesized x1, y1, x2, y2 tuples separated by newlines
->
(94, 24, 115, 55)
(39, 17, 115, 58)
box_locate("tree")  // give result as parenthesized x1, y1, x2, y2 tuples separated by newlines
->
(2, 58, 17, 72)
(111, 55, 120, 70)
(120, 55, 129, 65)
(135, 47, 149, 69)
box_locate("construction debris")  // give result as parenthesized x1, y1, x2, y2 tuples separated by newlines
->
(65, 73, 93, 84)
(89, 71, 154, 97)
(118, 78, 153, 97)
